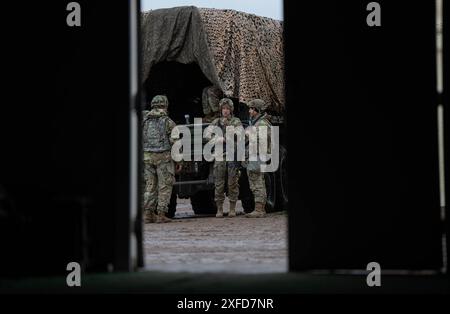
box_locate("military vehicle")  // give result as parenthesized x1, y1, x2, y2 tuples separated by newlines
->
(141, 6, 288, 216)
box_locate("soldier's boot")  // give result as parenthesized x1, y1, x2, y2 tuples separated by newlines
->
(245, 202, 266, 218)
(215, 202, 224, 218)
(144, 210, 156, 223)
(228, 201, 236, 218)
(156, 210, 172, 223)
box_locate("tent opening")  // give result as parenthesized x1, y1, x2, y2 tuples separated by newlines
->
(143, 61, 212, 124)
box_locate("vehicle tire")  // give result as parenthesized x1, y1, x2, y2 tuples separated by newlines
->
(191, 190, 217, 215)
(264, 171, 277, 213)
(276, 145, 288, 210)
(166, 189, 177, 218)
(239, 170, 254, 213)
(241, 197, 254, 214)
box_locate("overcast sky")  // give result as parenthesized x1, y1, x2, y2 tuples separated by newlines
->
(140, 0, 283, 20)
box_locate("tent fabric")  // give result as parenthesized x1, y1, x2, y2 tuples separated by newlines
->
(141, 7, 222, 90)
(141, 6, 285, 113)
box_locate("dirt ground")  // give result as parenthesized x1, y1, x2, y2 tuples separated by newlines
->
(144, 198, 288, 273)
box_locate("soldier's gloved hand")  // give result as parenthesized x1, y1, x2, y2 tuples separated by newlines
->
(175, 163, 183, 174)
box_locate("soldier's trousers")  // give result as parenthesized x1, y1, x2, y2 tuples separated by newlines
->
(247, 169, 266, 204)
(213, 161, 240, 203)
(143, 152, 175, 213)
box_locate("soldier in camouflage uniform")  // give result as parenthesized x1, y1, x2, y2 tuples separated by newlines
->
(245, 99, 271, 218)
(205, 98, 243, 218)
(142, 95, 177, 223)
(202, 85, 222, 123)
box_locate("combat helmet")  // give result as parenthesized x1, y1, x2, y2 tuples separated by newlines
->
(151, 95, 169, 109)
(248, 99, 268, 113)
(219, 98, 234, 113)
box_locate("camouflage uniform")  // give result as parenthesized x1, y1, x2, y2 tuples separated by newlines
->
(245, 99, 272, 218)
(202, 85, 222, 122)
(205, 98, 243, 217)
(142, 95, 176, 223)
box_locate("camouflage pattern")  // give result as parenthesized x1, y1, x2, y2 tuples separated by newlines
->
(248, 99, 268, 113)
(199, 7, 285, 110)
(143, 114, 172, 152)
(218, 98, 234, 111)
(142, 107, 176, 152)
(151, 95, 169, 109)
(198, 8, 284, 110)
(142, 151, 175, 213)
(213, 161, 240, 203)
(141, 7, 285, 113)
(205, 113, 243, 156)
(202, 85, 222, 116)
(205, 103, 243, 204)
(142, 102, 177, 214)
(246, 112, 272, 204)
(249, 112, 272, 153)
(247, 169, 266, 204)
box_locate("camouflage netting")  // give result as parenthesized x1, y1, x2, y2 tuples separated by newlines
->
(141, 6, 285, 114)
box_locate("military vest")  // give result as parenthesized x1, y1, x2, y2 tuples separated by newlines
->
(217, 117, 242, 168)
(249, 113, 268, 127)
(217, 117, 237, 153)
(143, 116, 171, 153)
